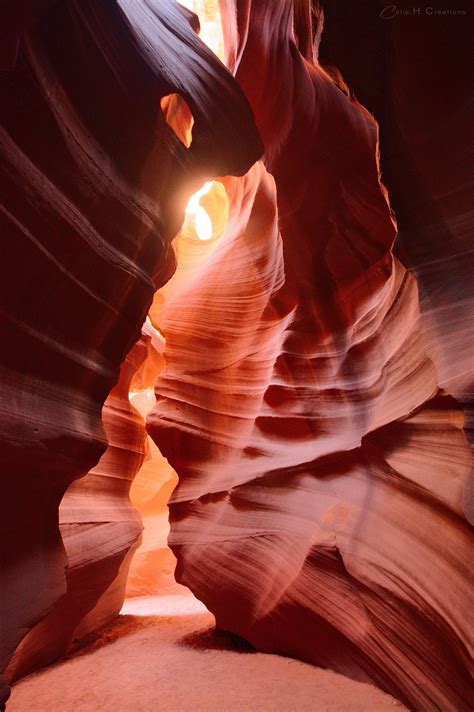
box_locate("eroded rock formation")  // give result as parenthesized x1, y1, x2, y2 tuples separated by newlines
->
(0, 0, 260, 703)
(1, 1, 472, 710)
(6, 333, 149, 682)
(147, 2, 473, 710)
(317, 0, 474, 458)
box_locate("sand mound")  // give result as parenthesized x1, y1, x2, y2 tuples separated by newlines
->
(8, 594, 407, 711)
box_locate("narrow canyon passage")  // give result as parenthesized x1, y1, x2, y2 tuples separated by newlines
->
(1, 1, 472, 711)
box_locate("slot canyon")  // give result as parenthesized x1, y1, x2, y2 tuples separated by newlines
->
(0, 1, 472, 710)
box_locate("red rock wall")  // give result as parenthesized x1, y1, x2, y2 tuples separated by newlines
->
(6, 335, 149, 683)
(147, 2, 473, 710)
(1, 1, 472, 710)
(317, 0, 474, 454)
(0, 0, 260, 704)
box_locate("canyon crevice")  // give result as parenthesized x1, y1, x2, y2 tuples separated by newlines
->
(1, 2, 472, 711)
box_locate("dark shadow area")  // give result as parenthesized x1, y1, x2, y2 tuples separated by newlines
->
(63, 615, 156, 662)
(179, 626, 256, 653)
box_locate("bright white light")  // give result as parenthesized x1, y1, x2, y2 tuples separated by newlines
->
(185, 181, 212, 213)
(184, 181, 214, 240)
(194, 207, 213, 241)
(178, 0, 224, 60)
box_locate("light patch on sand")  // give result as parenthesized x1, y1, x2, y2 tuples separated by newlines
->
(120, 593, 209, 618)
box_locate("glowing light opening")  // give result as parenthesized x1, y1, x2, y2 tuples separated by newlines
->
(178, 0, 224, 61)
(184, 181, 214, 241)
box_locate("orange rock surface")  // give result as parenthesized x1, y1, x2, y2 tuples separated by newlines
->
(1, 2, 472, 711)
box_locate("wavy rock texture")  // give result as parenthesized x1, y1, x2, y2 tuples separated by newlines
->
(148, 2, 473, 710)
(0, 0, 260, 704)
(317, 0, 474, 460)
(6, 333, 149, 683)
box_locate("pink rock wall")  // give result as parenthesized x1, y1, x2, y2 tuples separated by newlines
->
(147, 2, 473, 709)
(1, 1, 472, 710)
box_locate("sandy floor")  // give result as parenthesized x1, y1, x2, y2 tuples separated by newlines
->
(8, 594, 407, 711)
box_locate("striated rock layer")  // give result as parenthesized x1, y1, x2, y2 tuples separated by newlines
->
(2, 0, 472, 709)
(0, 0, 261, 703)
(317, 0, 474, 459)
(6, 333, 149, 683)
(148, 2, 473, 710)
